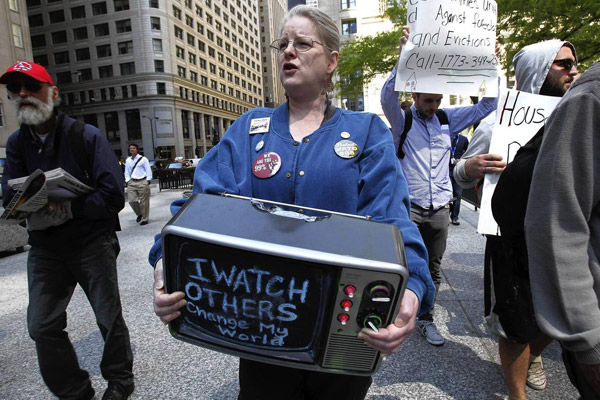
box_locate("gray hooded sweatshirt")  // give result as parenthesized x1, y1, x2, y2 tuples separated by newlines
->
(525, 62, 600, 365)
(453, 39, 576, 188)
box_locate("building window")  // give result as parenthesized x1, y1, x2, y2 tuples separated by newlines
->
(181, 110, 190, 138)
(51, 30, 68, 44)
(99, 65, 114, 78)
(122, 85, 128, 98)
(80, 68, 93, 81)
(56, 71, 72, 84)
(33, 54, 48, 66)
(116, 19, 132, 33)
(76, 48, 91, 61)
(31, 34, 46, 48)
(152, 38, 163, 52)
(187, 33, 195, 46)
(199, 59, 206, 69)
(157, 82, 166, 94)
(94, 23, 110, 37)
(9, 0, 18, 11)
(12, 24, 23, 48)
(97, 44, 112, 58)
(120, 62, 136, 75)
(131, 85, 137, 97)
(341, 19, 357, 35)
(118, 41, 134, 55)
(114, 0, 130, 11)
(341, 0, 355, 9)
(186, 15, 194, 28)
(189, 53, 196, 64)
(73, 27, 88, 40)
(71, 6, 86, 19)
(28, 14, 44, 28)
(154, 60, 164, 72)
(104, 112, 120, 141)
(151, 17, 161, 30)
(198, 41, 205, 52)
(177, 66, 186, 78)
(92, 2, 108, 15)
(173, 6, 182, 19)
(125, 109, 142, 140)
(195, 6, 202, 17)
(200, 75, 207, 86)
(26, 0, 41, 6)
(149, 0, 159, 8)
(49, 10, 65, 23)
(190, 71, 197, 82)
(174, 26, 183, 40)
(176, 46, 185, 59)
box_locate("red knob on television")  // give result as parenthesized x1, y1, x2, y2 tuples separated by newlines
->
(337, 313, 350, 325)
(343, 285, 356, 298)
(340, 299, 352, 311)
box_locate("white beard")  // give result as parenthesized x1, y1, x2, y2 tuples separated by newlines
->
(12, 89, 55, 126)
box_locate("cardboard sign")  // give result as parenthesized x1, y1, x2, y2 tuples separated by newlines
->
(477, 89, 561, 235)
(397, 0, 499, 97)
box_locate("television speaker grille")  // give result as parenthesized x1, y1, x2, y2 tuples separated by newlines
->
(322, 334, 378, 371)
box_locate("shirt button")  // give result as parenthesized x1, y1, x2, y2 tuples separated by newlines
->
(303, 137, 310, 143)
(293, 141, 299, 146)
(285, 172, 291, 178)
(298, 171, 305, 176)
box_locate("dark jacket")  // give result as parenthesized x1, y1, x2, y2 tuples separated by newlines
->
(1, 111, 124, 250)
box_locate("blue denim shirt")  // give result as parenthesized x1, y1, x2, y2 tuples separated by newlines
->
(149, 103, 435, 315)
(381, 69, 498, 210)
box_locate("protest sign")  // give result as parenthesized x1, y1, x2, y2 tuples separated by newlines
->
(477, 89, 561, 235)
(396, 0, 499, 97)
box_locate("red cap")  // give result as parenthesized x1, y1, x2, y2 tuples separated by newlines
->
(0, 61, 54, 85)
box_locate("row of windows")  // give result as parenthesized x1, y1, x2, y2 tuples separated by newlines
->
(52, 62, 135, 84)
(174, 64, 261, 102)
(28, 0, 130, 26)
(178, 87, 252, 115)
(31, 20, 133, 47)
(34, 41, 135, 66)
(61, 85, 138, 108)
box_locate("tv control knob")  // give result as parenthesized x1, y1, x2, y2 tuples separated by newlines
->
(363, 314, 383, 331)
(368, 284, 391, 303)
(343, 285, 356, 298)
(337, 313, 350, 325)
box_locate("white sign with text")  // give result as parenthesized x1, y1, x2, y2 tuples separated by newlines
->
(397, 0, 499, 97)
(477, 89, 561, 235)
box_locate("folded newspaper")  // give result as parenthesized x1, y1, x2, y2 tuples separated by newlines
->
(0, 168, 94, 224)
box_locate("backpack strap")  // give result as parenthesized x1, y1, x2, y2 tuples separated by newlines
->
(68, 120, 93, 185)
(397, 108, 449, 159)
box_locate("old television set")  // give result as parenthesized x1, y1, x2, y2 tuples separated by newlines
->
(162, 193, 409, 376)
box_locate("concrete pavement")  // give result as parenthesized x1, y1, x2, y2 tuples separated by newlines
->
(0, 188, 578, 399)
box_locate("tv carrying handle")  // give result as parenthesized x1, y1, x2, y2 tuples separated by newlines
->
(220, 193, 371, 222)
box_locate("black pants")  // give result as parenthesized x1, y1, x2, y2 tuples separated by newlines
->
(562, 347, 600, 399)
(238, 359, 372, 400)
(410, 204, 449, 321)
(27, 232, 134, 400)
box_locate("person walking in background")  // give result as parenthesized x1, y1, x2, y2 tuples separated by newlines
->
(449, 133, 469, 225)
(124, 143, 152, 225)
(0, 61, 134, 400)
(525, 61, 600, 399)
(455, 40, 579, 400)
(381, 26, 498, 347)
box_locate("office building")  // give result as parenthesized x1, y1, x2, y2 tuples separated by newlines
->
(26, 0, 263, 160)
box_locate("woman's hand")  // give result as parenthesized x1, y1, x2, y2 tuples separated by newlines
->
(358, 289, 419, 356)
(464, 154, 506, 179)
(153, 259, 187, 324)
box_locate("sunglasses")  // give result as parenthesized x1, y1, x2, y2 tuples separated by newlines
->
(553, 58, 577, 71)
(6, 81, 43, 94)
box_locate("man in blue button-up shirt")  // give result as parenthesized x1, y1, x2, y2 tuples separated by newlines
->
(381, 27, 498, 346)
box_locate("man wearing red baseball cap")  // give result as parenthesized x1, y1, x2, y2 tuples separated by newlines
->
(0, 61, 135, 400)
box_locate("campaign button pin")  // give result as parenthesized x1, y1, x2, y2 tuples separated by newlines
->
(334, 140, 359, 159)
(249, 117, 270, 134)
(255, 140, 264, 151)
(340, 131, 351, 139)
(253, 152, 281, 178)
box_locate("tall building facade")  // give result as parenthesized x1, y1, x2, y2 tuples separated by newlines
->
(26, 0, 262, 160)
(0, 0, 33, 160)
(258, 0, 286, 108)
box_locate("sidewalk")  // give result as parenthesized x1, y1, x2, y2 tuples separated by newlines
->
(0, 190, 578, 399)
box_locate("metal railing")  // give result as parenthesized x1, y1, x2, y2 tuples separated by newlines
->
(157, 168, 195, 191)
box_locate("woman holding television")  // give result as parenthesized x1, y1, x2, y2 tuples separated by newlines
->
(150, 5, 434, 399)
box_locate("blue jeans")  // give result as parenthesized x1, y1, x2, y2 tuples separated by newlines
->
(27, 231, 133, 400)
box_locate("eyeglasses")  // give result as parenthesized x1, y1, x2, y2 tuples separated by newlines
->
(553, 58, 577, 71)
(270, 37, 327, 53)
(6, 81, 43, 94)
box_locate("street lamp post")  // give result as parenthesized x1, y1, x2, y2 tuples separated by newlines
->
(141, 115, 158, 159)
